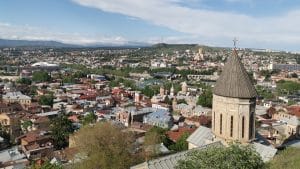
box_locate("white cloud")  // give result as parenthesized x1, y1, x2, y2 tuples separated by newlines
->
(0, 22, 128, 45)
(72, 0, 300, 50)
(1, 0, 300, 50)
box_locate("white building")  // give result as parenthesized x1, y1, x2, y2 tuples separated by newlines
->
(2, 91, 31, 105)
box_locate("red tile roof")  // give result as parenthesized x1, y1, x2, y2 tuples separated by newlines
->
(287, 106, 300, 118)
(186, 115, 212, 127)
(79, 94, 97, 100)
(68, 115, 80, 123)
(166, 126, 196, 142)
(19, 130, 51, 143)
(111, 88, 125, 95)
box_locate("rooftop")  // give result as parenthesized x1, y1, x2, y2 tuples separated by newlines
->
(131, 142, 223, 169)
(287, 106, 300, 118)
(31, 62, 58, 67)
(0, 146, 25, 163)
(166, 126, 196, 142)
(3, 91, 31, 100)
(186, 126, 214, 147)
(213, 50, 257, 99)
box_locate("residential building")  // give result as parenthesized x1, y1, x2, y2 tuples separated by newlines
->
(272, 108, 300, 139)
(17, 130, 54, 160)
(143, 109, 173, 129)
(2, 91, 31, 106)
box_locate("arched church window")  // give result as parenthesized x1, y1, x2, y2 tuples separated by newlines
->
(213, 112, 215, 131)
(242, 116, 245, 138)
(249, 112, 254, 139)
(220, 114, 222, 135)
(230, 116, 233, 137)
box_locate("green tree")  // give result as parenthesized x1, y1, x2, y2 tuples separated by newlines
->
(32, 71, 51, 82)
(82, 112, 97, 125)
(62, 76, 76, 84)
(290, 73, 298, 78)
(50, 114, 73, 149)
(144, 127, 168, 145)
(197, 88, 213, 108)
(177, 99, 187, 104)
(16, 78, 32, 85)
(169, 132, 190, 151)
(109, 78, 137, 89)
(0, 123, 10, 145)
(256, 86, 275, 100)
(144, 126, 173, 159)
(21, 120, 33, 131)
(39, 95, 54, 106)
(288, 100, 297, 106)
(163, 96, 172, 105)
(30, 160, 63, 169)
(29, 86, 38, 96)
(164, 82, 181, 93)
(276, 80, 300, 95)
(73, 122, 140, 169)
(144, 128, 164, 158)
(141, 86, 156, 98)
(176, 144, 264, 169)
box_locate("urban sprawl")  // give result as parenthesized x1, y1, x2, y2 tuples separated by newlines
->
(0, 44, 300, 168)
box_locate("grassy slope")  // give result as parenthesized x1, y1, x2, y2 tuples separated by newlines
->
(268, 147, 300, 169)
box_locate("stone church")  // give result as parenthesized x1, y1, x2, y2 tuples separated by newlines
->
(131, 49, 277, 169)
(212, 49, 257, 143)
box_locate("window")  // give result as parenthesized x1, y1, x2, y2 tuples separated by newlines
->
(242, 116, 245, 138)
(230, 116, 233, 137)
(249, 112, 254, 139)
(213, 112, 215, 131)
(220, 114, 222, 134)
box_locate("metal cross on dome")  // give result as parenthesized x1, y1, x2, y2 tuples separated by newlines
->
(233, 37, 238, 49)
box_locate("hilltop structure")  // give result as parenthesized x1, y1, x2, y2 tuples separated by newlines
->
(187, 48, 277, 159)
(131, 47, 277, 169)
(212, 49, 257, 143)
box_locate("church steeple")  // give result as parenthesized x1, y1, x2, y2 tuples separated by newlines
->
(212, 39, 256, 143)
(170, 84, 175, 96)
(213, 39, 257, 99)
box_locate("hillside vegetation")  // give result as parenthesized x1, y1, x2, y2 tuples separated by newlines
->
(268, 147, 300, 169)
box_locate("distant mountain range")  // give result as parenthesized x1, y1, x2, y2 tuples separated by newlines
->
(0, 39, 150, 48)
(0, 39, 79, 48)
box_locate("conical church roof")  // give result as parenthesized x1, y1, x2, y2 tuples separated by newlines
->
(213, 50, 257, 98)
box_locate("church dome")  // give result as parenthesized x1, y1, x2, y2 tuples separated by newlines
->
(213, 50, 257, 99)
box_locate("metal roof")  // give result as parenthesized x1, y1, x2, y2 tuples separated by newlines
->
(186, 126, 214, 147)
(252, 142, 277, 162)
(2, 91, 31, 100)
(131, 142, 223, 169)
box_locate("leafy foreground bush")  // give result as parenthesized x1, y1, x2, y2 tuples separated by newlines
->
(176, 144, 265, 169)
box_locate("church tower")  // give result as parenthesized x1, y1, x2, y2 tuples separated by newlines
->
(212, 48, 257, 143)
(160, 86, 165, 96)
(170, 84, 175, 96)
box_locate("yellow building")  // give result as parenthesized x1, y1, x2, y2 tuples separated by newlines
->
(2, 91, 31, 106)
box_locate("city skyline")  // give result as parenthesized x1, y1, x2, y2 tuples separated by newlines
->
(1, 0, 300, 51)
